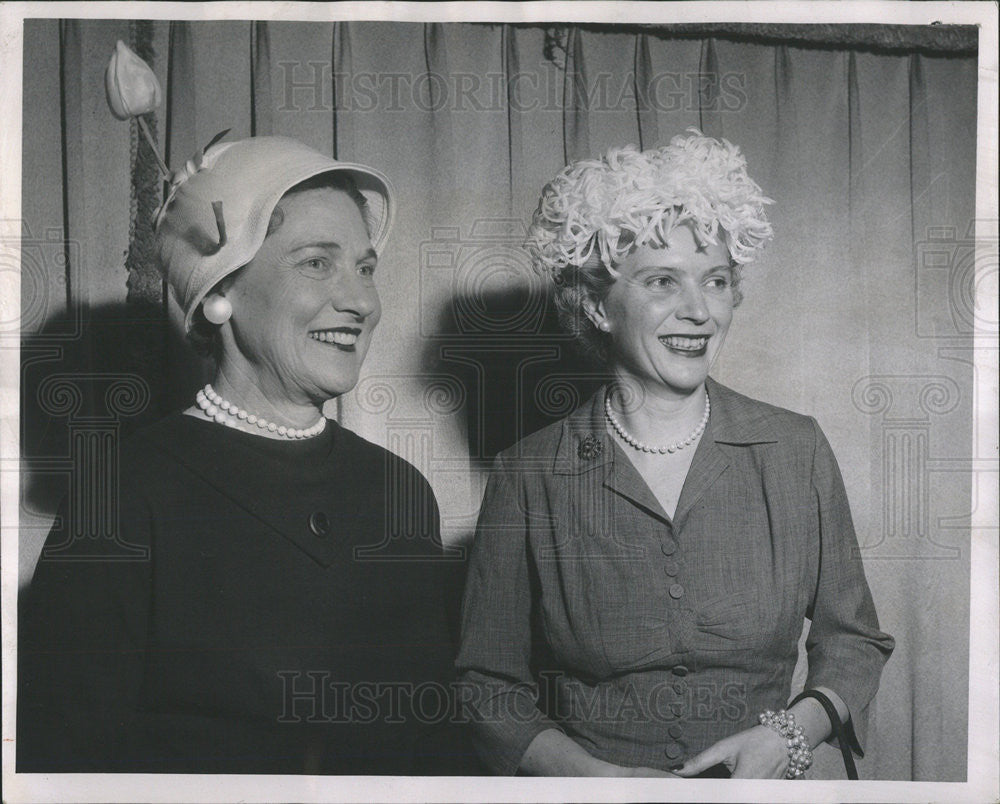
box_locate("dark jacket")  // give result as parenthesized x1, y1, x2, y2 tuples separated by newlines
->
(18, 413, 474, 774)
(456, 378, 894, 775)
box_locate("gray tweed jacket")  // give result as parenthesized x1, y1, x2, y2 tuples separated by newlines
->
(456, 377, 894, 775)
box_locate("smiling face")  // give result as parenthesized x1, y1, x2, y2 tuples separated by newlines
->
(219, 185, 380, 409)
(585, 222, 734, 400)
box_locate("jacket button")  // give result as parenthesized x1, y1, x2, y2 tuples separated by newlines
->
(668, 724, 683, 739)
(663, 560, 679, 576)
(669, 583, 684, 599)
(664, 742, 682, 759)
(308, 511, 331, 537)
(673, 681, 686, 695)
(660, 540, 677, 556)
(672, 665, 689, 677)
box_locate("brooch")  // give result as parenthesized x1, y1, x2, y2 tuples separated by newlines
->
(577, 435, 603, 460)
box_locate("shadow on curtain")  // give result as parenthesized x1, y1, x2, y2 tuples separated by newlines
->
(17, 18, 979, 782)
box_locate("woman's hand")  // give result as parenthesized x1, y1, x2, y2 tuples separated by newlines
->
(672, 725, 789, 779)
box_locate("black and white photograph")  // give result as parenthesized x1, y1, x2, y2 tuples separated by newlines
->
(1, 2, 997, 802)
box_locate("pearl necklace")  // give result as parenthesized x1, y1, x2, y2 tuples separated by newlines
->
(195, 384, 327, 440)
(604, 388, 710, 454)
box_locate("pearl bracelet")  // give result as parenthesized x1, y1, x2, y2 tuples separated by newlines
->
(758, 709, 813, 779)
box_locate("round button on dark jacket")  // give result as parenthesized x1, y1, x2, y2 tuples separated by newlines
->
(308, 511, 331, 537)
(672, 665, 689, 677)
(663, 560, 679, 576)
(664, 742, 683, 759)
(668, 583, 684, 599)
(17, 411, 466, 775)
(668, 724, 683, 739)
(660, 540, 677, 556)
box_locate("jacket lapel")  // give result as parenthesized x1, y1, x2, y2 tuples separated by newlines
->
(673, 377, 782, 524)
(555, 379, 784, 528)
(552, 389, 670, 523)
(671, 420, 730, 526)
(551, 391, 613, 479)
(605, 445, 672, 522)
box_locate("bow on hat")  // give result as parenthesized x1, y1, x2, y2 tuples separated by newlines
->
(105, 40, 230, 253)
(153, 129, 233, 253)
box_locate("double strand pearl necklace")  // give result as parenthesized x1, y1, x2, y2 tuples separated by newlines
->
(195, 384, 326, 440)
(604, 388, 710, 455)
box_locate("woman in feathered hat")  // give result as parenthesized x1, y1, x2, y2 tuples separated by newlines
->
(456, 132, 894, 779)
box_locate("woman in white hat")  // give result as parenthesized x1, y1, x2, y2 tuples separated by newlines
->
(18, 137, 467, 774)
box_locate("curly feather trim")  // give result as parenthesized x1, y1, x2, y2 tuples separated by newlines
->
(525, 130, 774, 278)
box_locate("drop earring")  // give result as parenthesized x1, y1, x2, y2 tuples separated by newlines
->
(202, 295, 232, 325)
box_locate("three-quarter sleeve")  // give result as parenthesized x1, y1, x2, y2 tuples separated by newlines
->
(803, 418, 895, 753)
(455, 455, 562, 775)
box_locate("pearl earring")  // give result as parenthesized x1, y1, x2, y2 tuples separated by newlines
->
(202, 295, 232, 325)
(598, 321, 610, 332)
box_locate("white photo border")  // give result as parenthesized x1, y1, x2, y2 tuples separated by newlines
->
(1, 2, 996, 802)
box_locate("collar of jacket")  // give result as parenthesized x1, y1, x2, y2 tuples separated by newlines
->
(551, 377, 783, 523)
(137, 417, 351, 568)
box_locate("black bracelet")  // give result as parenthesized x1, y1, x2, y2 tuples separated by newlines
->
(788, 689, 859, 780)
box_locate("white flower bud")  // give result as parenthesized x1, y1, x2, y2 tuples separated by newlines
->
(105, 40, 161, 119)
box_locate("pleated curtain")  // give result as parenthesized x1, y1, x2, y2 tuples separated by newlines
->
(19, 19, 979, 783)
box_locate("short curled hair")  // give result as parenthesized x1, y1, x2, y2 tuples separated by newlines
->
(187, 172, 371, 359)
(526, 131, 773, 363)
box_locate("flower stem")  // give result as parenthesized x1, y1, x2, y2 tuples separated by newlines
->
(136, 115, 170, 178)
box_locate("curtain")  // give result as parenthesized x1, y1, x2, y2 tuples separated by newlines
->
(18, 19, 978, 783)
